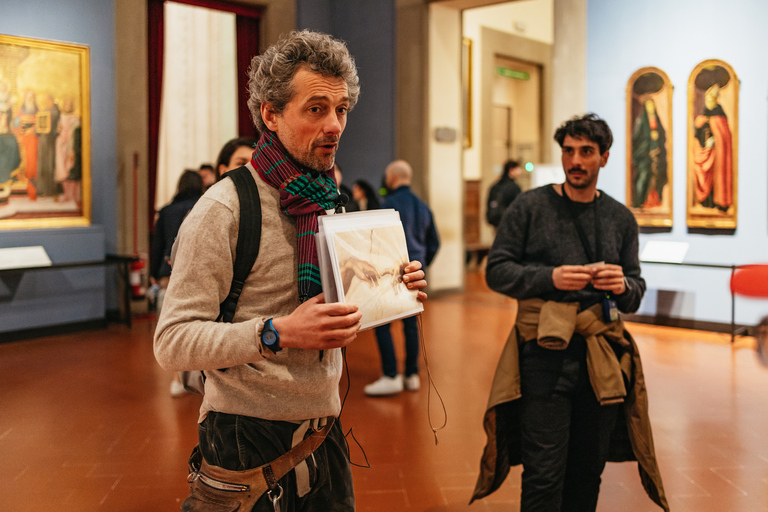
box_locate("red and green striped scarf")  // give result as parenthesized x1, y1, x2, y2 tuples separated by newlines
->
(253, 130, 338, 302)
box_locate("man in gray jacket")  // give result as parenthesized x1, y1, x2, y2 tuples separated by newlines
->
(154, 30, 428, 511)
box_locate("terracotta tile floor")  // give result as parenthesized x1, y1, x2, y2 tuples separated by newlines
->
(1, 271, 767, 511)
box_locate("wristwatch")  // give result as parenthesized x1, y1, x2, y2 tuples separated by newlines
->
(261, 318, 282, 353)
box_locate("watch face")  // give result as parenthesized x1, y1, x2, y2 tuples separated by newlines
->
(263, 330, 277, 345)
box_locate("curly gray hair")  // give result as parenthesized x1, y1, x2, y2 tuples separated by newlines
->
(247, 30, 360, 134)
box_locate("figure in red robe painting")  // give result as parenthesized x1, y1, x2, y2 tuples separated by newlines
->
(13, 90, 39, 200)
(692, 67, 733, 212)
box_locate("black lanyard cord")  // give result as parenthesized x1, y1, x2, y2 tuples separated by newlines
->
(561, 185, 601, 264)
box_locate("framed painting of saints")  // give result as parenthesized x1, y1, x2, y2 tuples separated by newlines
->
(626, 67, 673, 227)
(0, 34, 91, 230)
(686, 60, 738, 229)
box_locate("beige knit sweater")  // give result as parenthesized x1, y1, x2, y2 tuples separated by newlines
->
(154, 163, 343, 423)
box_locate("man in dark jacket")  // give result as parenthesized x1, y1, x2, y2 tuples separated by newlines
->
(365, 159, 440, 396)
(486, 159, 522, 228)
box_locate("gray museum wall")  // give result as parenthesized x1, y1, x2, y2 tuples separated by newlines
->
(297, 0, 397, 192)
(587, 0, 768, 326)
(0, 0, 117, 335)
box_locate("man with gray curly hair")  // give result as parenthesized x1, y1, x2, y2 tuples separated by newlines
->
(155, 30, 429, 511)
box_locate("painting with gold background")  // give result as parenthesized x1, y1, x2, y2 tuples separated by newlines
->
(626, 67, 673, 227)
(687, 59, 738, 229)
(0, 34, 91, 229)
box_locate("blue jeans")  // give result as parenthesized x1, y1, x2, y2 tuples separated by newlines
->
(519, 337, 619, 512)
(374, 316, 419, 377)
(193, 412, 354, 512)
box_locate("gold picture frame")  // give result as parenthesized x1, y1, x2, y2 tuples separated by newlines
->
(0, 34, 91, 230)
(462, 37, 472, 149)
(626, 67, 673, 227)
(686, 59, 738, 229)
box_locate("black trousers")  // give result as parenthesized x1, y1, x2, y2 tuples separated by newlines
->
(519, 337, 619, 512)
(195, 412, 355, 512)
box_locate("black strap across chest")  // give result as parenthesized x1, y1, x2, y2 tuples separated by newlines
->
(218, 165, 262, 323)
(561, 186, 601, 264)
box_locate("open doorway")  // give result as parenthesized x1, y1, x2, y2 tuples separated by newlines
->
(459, 3, 553, 268)
(491, 56, 543, 194)
(147, 0, 261, 231)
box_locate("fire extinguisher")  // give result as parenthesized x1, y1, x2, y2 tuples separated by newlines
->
(129, 151, 146, 300)
(130, 258, 146, 299)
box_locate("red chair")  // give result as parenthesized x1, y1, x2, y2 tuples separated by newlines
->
(730, 264, 768, 364)
(730, 264, 768, 299)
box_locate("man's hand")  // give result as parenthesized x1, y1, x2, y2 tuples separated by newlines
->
(403, 260, 428, 302)
(271, 294, 362, 350)
(591, 264, 626, 295)
(552, 265, 593, 291)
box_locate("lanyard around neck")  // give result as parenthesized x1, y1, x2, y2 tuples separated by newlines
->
(561, 185, 601, 263)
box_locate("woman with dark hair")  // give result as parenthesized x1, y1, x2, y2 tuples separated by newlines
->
(151, 169, 204, 397)
(215, 136, 258, 179)
(351, 179, 380, 211)
(150, 170, 204, 290)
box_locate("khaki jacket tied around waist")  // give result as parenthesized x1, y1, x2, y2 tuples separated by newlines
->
(471, 299, 669, 512)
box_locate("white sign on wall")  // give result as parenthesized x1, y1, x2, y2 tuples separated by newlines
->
(0, 246, 52, 270)
(640, 241, 689, 264)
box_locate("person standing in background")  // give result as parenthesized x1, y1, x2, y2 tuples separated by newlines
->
(150, 169, 204, 306)
(150, 169, 204, 397)
(486, 159, 522, 228)
(215, 136, 258, 179)
(333, 162, 359, 211)
(365, 159, 439, 396)
(351, 179, 379, 211)
(198, 163, 216, 190)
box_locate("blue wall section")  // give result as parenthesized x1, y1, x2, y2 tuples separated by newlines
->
(0, 0, 117, 334)
(297, 0, 396, 191)
(587, 0, 768, 326)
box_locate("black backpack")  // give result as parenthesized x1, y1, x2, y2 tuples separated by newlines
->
(179, 165, 262, 394)
(486, 182, 506, 228)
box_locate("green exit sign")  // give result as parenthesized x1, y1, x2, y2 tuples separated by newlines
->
(496, 67, 530, 80)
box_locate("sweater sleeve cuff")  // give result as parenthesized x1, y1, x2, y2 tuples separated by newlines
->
(254, 319, 274, 359)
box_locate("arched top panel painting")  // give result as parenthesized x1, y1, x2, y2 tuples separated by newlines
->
(687, 59, 738, 229)
(626, 67, 673, 227)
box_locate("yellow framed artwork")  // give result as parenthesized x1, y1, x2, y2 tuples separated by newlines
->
(626, 67, 674, 227)
(0, 34, 91, 230)
(686, 59, 738, 229)
(462, 37, 472, 149)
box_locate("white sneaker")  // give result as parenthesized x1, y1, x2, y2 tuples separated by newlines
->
(364, 375, 403, 396)
(170, 379, 188, 397)
(404, 374, 421, 391)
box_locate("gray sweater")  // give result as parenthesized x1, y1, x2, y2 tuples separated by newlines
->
(154, 163, 342, 423)
(486, 184, 645, 313)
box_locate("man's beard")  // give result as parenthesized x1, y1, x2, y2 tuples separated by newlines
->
(296, 137, 340, 172)
(565, 168, 597, 189)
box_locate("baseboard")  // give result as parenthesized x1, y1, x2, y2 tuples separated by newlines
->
(623, 313, 750, 335)
(0, 319, 108, 344)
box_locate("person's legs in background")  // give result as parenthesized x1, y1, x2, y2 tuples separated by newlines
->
(364, 324, 403, 396)
(402, 316, 420, 391)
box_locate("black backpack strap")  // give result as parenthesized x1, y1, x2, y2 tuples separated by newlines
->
(218, 165, 262, 323)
